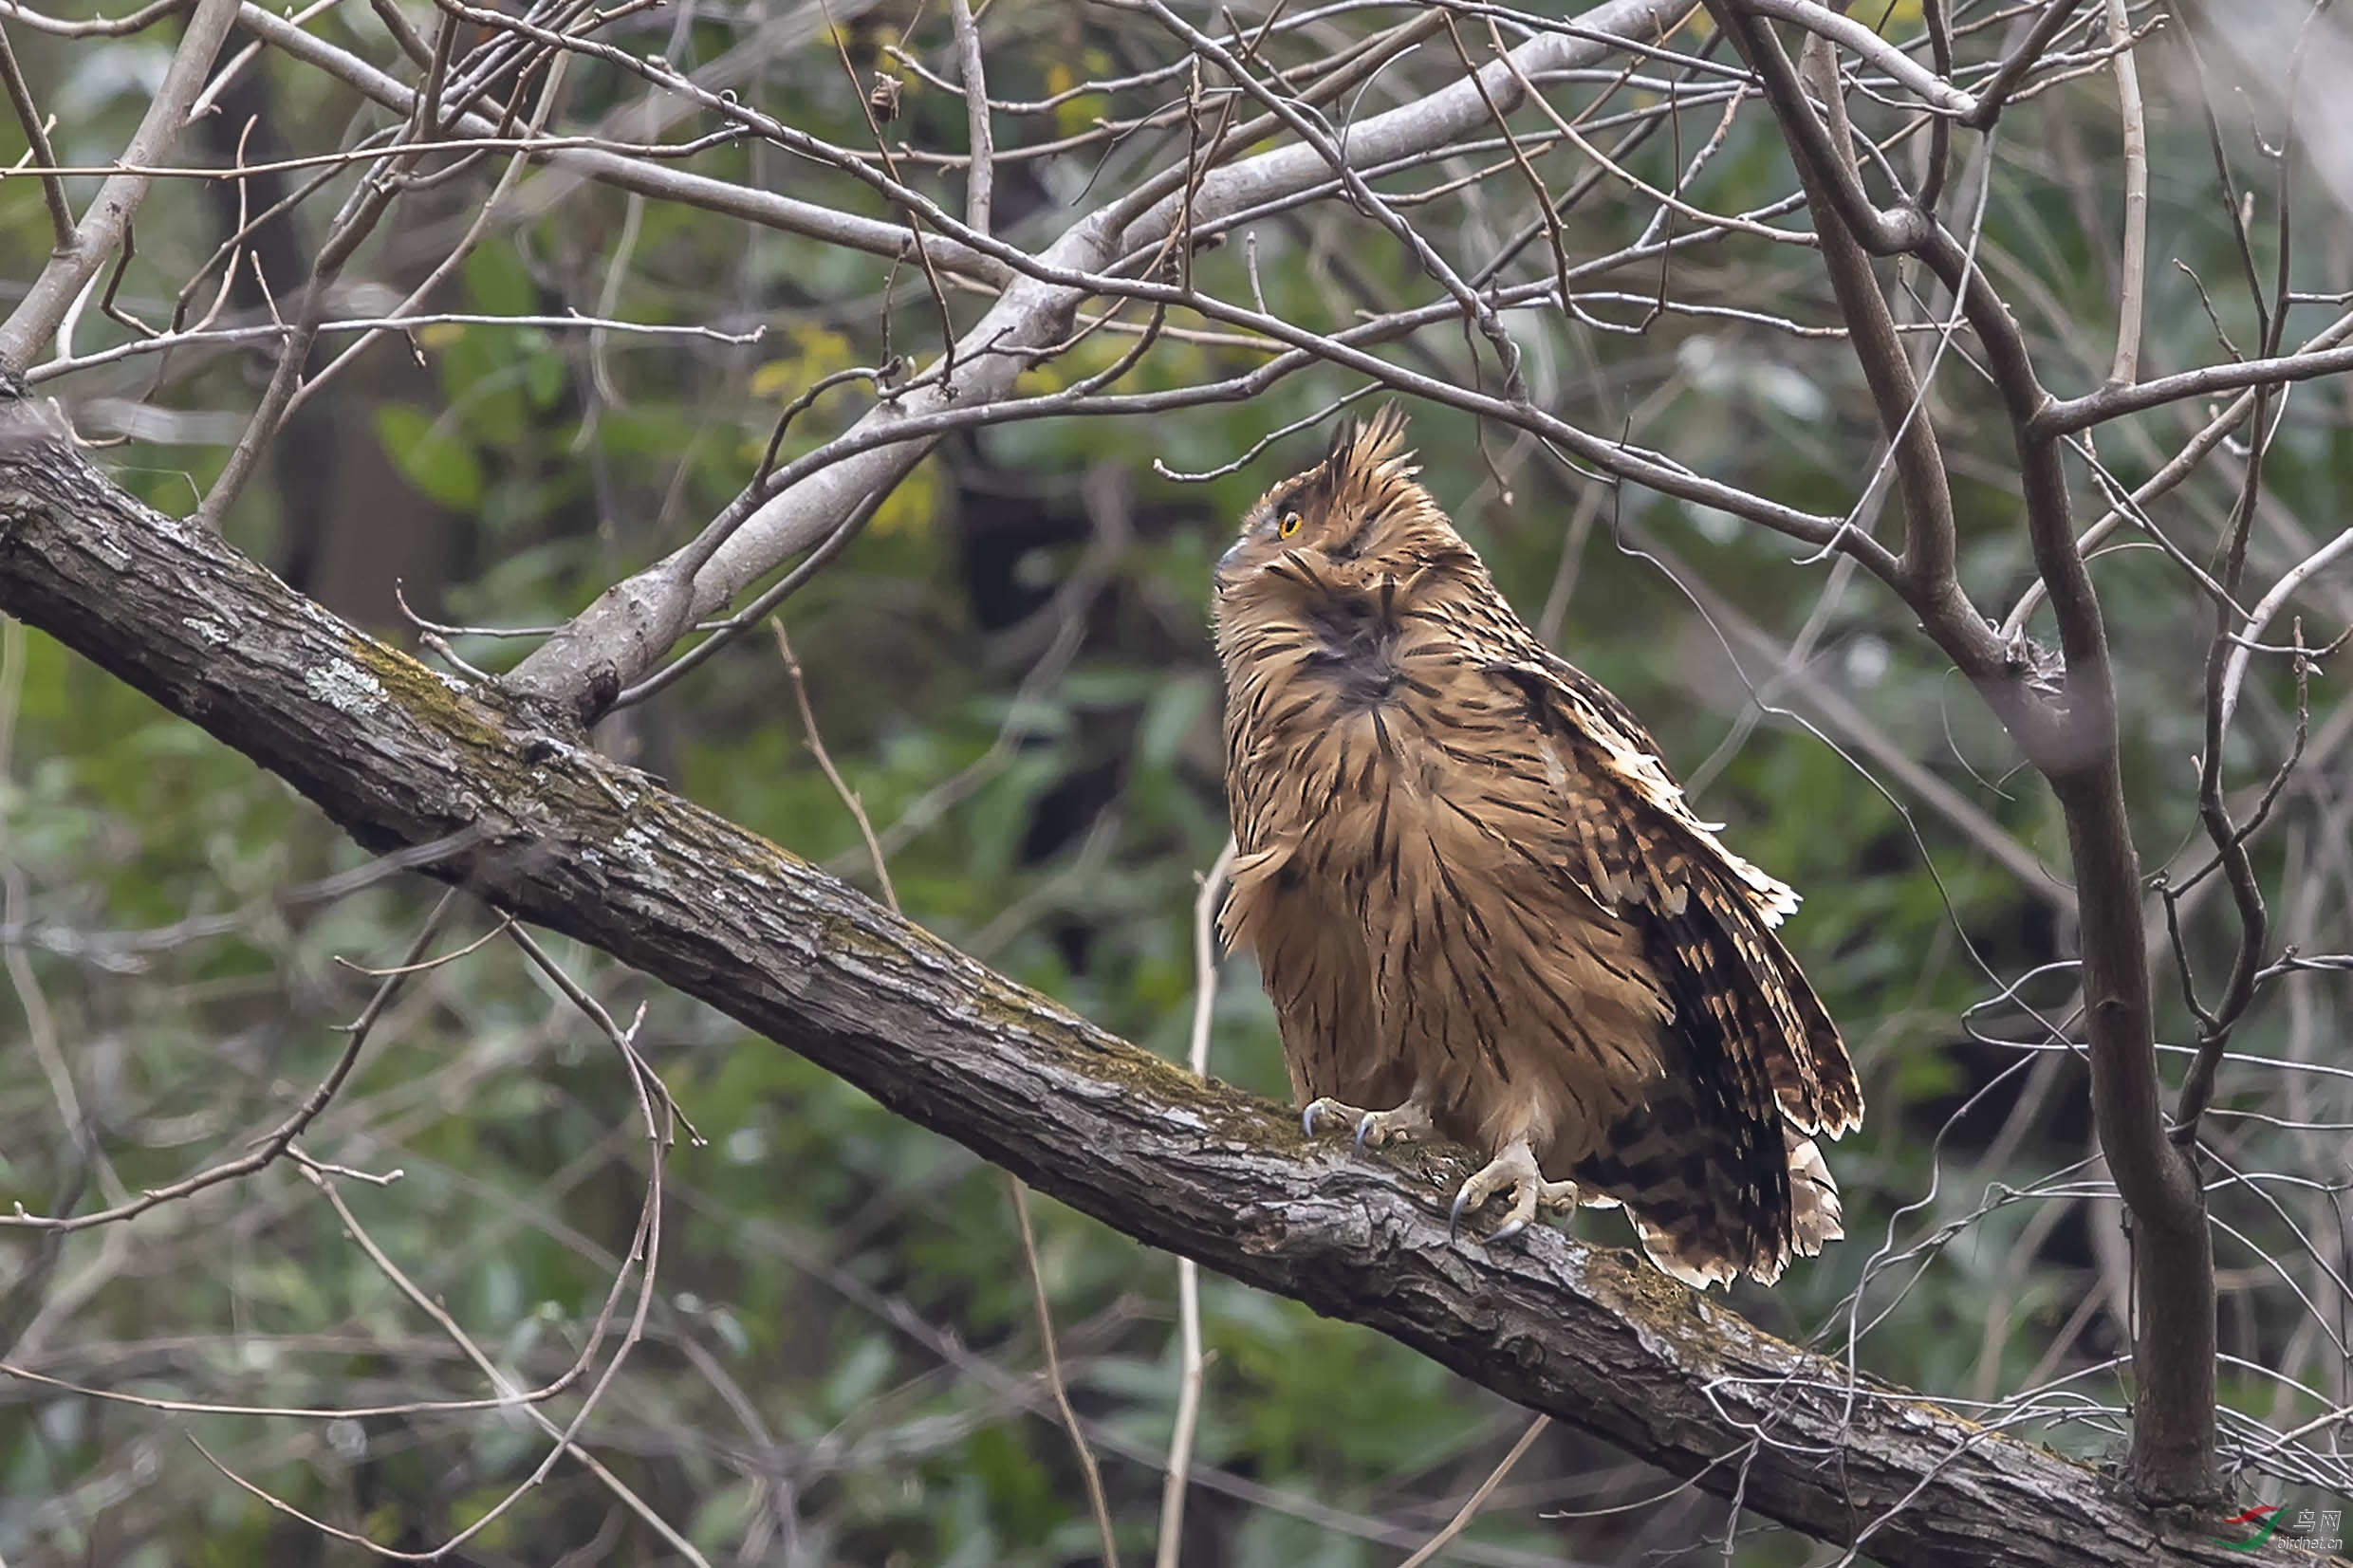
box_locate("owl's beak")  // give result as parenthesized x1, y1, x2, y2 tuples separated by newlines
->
(1216, 538, 1248, 576)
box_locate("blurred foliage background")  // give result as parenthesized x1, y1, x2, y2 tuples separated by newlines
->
(2, 0, 2350, 1562)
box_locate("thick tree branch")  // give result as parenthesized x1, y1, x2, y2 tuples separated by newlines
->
(0, 387, 2307, 1568)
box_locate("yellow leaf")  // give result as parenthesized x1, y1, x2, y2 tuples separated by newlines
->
(750, 324, 859, 402)
(1055, 91, 1109, 139)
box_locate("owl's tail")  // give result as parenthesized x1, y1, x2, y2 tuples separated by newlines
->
(1786, 1132, 1844, 1257)
(1567, 1086, 1843, 1288)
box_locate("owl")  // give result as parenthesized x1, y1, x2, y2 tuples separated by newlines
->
(1214, 408, 1862, 1286)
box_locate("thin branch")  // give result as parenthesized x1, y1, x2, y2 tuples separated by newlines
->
(283, 1158, 704, 1564)
(1737, 0, 1979, 115)
(222, 0, 1011, 286)
(0, 18, 75, 247)
(1778, 31, 1966, 622)
(1397, 1416, 1552, 1568)
(771, 619, 896, 913)
(2002, 305, 2353, 636)
(1959, 0, 2094, 129)
(946, 0, 993, 236)
(2217, 528, 2353, 740)
(1135, 0, 1529, 399)
(1158, 835, 1234, 1568)
(0, 0, 241, 368)
(773, 607, 1113, 1559)
(284, 62, 575, 421)
(0, 0, 186, 36)
(0, 889, 466, 1233)
(2033, 339, 2353, 437)
(2103, 0, 2147, 385)
(1010, 1177, 1120, 1566)
(197, 28, 564, 530)
(30, 312, 763, 383)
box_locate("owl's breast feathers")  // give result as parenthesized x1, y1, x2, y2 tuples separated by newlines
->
(1218, 541, 1861, 1285)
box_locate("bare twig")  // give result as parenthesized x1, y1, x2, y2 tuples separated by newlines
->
(0, 0, 240, 368)
(1397, 1417, 1553, 1568)
(0, 0, 186, 35)
(241, 1157, 706, 1565)
(222, 0, 1010, 286)
(2217, 528, 2353, 740)
(0, 890, 462, 1233)
(2002, 306, 2353, 636)
(772, 608, 1114, 1560)
(946, 0, 993, 236)
(0, 19, 74, 247)
(2103, 0, 2147, 385)
(285, 53, 583, 419)
(1737, 0, 1979, 115)
(196, 48, 572, 528)
(504, 0, 1702, 720)
(1010, 1176, 1120, 1566)
(771, 619, 897, 913)
(1157, 835, 1234, 1568)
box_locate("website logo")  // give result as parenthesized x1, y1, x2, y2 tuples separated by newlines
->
(2210, 1503, 2344, 1553)
(2211, 1505, 2282, 1551)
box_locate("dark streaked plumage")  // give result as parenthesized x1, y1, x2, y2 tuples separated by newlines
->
(1213, 408, 1862, 1286)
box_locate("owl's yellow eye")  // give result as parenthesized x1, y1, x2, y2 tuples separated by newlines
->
(1277, 511, 1302, 538)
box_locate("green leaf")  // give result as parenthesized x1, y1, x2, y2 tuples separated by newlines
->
(373, 403, 484, 509)
(463, 242, 536, 318)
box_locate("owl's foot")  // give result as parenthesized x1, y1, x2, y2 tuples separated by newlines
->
(1300, 1094, 1435, 1153)
(1449, 1138, 1584, 1244)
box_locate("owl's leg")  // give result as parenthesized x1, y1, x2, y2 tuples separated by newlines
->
(1448, 1138, 1584, 1243)
(1301, 1085, 1435, 1152)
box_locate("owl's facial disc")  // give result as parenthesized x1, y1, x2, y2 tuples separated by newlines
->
(1216, 481, 1325, 585)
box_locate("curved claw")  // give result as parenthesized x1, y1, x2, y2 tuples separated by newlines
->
(1447, 1138, 1567, 1245)
(1353, 1112, 1379, 1154)
(1302, 1102, 1324, 1137)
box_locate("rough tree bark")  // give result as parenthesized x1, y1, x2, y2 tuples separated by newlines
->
(0, 388, 2313, 1566)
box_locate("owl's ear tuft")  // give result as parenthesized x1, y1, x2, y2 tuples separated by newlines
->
(1325, 402, 1418, 493)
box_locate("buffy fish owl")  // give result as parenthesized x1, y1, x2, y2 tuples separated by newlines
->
(1214, 408, 1862, 1286)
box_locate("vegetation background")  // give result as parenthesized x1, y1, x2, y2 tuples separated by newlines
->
(0, 0, 2347, 1562)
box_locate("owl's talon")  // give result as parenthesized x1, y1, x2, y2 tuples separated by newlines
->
(1302, 1094, 1433, 1152)
(1354, 1096, 1434, 1153)
(1447, 1185, 1474, 1239)
(1449, 1137, 1582, 1245)
(1302, 1097, 1366, 1138)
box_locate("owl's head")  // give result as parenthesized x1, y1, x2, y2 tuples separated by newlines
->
(1214, 405, 1465, 595)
